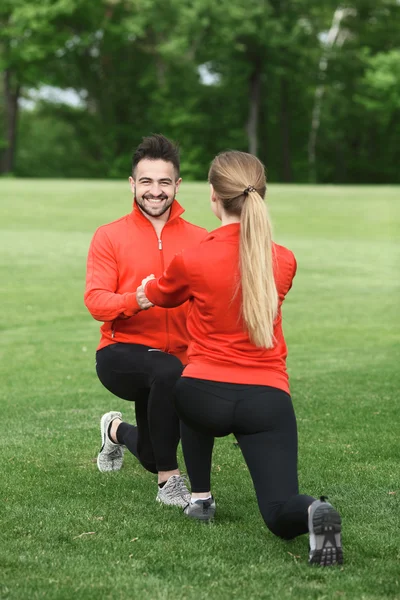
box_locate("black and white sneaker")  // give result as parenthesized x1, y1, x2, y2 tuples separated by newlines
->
(156, 475, 191, 508)
(183, 497, 216, 522)
(308, 496, 343, 566)
(97, 411, 124, 472)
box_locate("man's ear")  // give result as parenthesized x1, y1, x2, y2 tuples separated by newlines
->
(175, 177, 183, 194)
(129, 176, 135, 194)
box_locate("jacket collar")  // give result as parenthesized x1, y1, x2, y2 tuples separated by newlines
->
(130, 199, 185, 226)
(207, 222, 240, 240)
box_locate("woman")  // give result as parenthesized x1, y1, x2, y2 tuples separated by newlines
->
(136, 151, 343, 567)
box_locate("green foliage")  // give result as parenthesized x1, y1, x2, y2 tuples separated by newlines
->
(0, 0, 79, 81)
(15, 103, 103, 178)
(358, 49, 400, 116)
(2, 0, 400, 181)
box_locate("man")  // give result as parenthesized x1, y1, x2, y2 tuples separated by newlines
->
(84, 134, 207, 507)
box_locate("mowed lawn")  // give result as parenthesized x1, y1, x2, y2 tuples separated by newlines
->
(0, 179, 399, 600)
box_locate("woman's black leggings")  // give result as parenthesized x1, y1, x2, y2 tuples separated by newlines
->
(96, 343, 183, 473)
(174, 378, 315, 540)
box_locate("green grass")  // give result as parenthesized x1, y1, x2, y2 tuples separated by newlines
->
(1, 179, 399, 600)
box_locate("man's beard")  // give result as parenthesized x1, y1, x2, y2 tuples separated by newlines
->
(135, 191, 175, 217)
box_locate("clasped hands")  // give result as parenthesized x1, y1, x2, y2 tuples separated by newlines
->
(136, 274, 156, 310)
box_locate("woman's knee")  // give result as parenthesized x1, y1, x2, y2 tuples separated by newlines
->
(264, 519, 295, 540)
(260, 503, 296, 540)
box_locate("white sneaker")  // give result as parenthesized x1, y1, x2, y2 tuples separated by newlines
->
(97, 411, 124, 472)
(156, 475, 191, 508)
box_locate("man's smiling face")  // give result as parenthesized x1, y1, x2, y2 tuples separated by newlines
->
(130, 159, 182, 218)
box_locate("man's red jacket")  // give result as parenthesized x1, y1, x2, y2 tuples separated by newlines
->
(144, 223, 297, 394)
(84, 200, 207, 363)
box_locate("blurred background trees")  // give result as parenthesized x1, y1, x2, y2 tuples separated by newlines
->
(1, 0, 399, 182)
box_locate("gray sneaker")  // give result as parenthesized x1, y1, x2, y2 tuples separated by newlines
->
(97, 411, 124, 472)
(156, 475, 191, 508)
(308, 496, 343, 566)
(184, 497, 216, 522)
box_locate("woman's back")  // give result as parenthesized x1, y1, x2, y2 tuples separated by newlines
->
(154, 222, 297, 393)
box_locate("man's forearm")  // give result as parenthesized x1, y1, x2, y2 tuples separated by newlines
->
(84, 289, 140, 321)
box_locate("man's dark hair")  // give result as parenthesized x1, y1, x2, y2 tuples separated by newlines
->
(132, 134, 180, 179)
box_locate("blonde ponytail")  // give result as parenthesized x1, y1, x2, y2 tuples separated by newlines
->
(208, 151, 278, 348)
(240, 190, 278, 348)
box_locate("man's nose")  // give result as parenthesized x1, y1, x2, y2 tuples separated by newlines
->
(149, 183, 162, 196)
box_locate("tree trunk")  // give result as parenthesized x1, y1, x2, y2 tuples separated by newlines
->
(246, 63, 262, 156)
(0, 69, 20, 174)
(280, 76, 292, 182)
(308, 7, 355, 183)
(308, 84, 325, 183)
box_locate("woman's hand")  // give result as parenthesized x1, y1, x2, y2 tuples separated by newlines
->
(136, 274, 156, 310)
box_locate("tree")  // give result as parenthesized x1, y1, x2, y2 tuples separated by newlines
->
(307, 6, 356, 183)
(4, 0, 400, 182)
(0, 0, 81, 174)
(312, 0, 400, 182)
(185, 0, 337, 181)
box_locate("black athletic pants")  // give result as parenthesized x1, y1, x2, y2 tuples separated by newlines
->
(174, 378, 315, 540)
(96, 343, 183, 474)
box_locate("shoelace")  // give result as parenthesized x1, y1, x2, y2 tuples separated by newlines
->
(177, 475, 190, 496)
(164, 475, 190, 498)
(163, 477, 180, 497)
(108, 448, 122, 458)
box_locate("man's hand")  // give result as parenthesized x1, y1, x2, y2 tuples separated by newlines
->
(136, 274, 156, 310)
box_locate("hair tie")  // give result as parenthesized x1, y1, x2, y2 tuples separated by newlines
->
(243, 185, 256, 195)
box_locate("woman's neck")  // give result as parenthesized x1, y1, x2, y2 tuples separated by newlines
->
(220, 210, 240, 227)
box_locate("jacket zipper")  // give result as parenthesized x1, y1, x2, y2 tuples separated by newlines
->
(110, 233, 168, 344)
(158, 235, 170, 352)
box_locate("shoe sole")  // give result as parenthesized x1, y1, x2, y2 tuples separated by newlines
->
(156, 496, 190, 508)
(309, 503, 343, 566)
(97, 412, 123, 472)
(186, 512, 215, 522)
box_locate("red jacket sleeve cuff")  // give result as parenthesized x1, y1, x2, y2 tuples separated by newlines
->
(122, 292, 141, 316)
(144, 280, 155, 303)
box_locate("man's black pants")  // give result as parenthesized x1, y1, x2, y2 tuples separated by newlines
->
(174, 378, 315, 539)
(96, 343, 183, 474)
